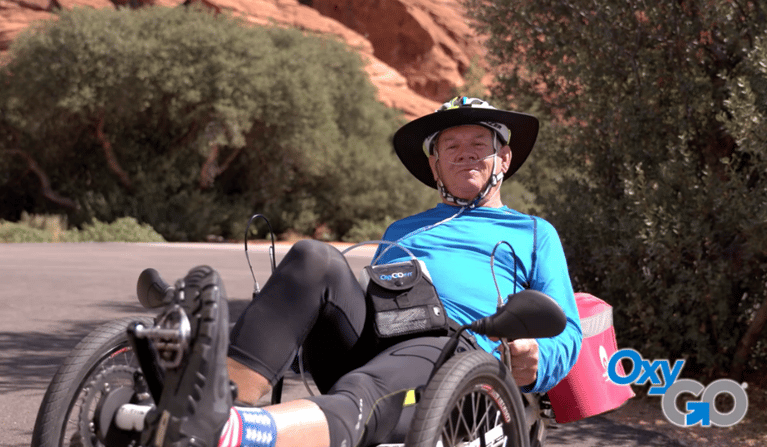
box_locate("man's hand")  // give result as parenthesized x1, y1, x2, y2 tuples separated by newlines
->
(508, 338, 539, 387)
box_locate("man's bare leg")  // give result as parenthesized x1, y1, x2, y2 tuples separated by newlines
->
(269, 400, 330, 447)
(225, 358, 330, 447)
(227, 358, 271, 405)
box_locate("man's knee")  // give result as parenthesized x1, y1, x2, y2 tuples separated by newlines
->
(308, 372, 403, 447)
(307, 391, 364, 447)
(289, 239, 332, 260)
(283, 239, 350, 281)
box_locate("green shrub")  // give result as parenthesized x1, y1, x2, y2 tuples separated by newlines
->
(341, 217, 396, 243)
(0, 221, 52, 242)
(17, 212, 66, 233)
(0, 6, 431, 241)
(0, 214, 165, 242)
(64, 217, 165, 242)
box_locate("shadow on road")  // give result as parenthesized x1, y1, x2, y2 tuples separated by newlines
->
(547, 415, 685, 446)
(0, 298, 253, 395)
(0, 324, 103, 393)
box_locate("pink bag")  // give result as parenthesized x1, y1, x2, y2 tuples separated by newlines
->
(546, 292, 634, 423)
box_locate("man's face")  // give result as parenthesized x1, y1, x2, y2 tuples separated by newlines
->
(428, 124, 511, 201)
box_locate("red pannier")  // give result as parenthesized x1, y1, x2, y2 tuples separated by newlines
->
(547, 292, 635, 423)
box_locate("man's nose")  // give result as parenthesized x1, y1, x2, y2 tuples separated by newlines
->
(455, 150, 479, 162)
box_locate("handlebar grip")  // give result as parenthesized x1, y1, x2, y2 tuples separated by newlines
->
(469, 289, 566, 341)
(136, 268, 172, 309)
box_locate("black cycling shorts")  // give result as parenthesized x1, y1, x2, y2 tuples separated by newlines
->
(228, 239, 476, 446)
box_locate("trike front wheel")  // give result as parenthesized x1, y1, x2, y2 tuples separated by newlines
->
(405, 350, 528, 447)
(31, 316, 154, 447)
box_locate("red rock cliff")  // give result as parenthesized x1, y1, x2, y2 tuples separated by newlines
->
(0, 0, 487, 119)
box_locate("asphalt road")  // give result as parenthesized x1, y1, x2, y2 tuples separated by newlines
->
(0, 242, 681, 446)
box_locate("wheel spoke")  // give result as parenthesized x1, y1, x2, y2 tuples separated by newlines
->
(442, 396, 456, 445)
(476, 394, 492, 433)
(459, 394, 475, 439)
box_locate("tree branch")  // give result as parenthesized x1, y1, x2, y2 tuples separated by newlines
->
(4, 149, 79, 210)
(199, 144, 243, 189)
(95, 116, 133, 190)
(730, 292, 767, 381)
(199, 144, 219, 189)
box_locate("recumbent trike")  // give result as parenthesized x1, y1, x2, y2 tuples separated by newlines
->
(31, 241, 566, 447)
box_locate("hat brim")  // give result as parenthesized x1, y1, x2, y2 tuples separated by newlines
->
(393, 107, 539, 189)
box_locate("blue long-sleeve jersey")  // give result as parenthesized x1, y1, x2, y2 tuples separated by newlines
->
(373, 203, 582, 393)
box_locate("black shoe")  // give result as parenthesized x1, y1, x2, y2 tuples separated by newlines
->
(142, 266, 232, 447)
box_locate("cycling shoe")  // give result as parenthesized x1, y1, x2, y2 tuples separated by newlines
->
(142, 265, 232, 447)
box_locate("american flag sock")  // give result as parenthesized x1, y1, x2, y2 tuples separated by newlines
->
(218, 407, 277, 447)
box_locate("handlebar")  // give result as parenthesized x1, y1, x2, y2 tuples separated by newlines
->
(471, 289, 567, 340)
(427, 289, 567, 383)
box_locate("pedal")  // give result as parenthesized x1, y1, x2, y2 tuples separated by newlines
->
(133, 305, 191, 369)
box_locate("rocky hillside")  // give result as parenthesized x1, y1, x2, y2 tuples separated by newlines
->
(0, 0, 488, 119)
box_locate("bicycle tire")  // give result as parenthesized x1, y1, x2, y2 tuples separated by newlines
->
(405, 350, 528, 447)
(31, 316, 154, 447)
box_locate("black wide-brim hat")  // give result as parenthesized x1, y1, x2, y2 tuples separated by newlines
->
(393, 106, 539, 189)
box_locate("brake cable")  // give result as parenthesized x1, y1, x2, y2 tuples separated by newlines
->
(244, 214, 276, 297)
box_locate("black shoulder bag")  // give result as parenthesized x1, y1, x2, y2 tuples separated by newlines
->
(346, 241, 448, 339)
(360, 259, 448, 339)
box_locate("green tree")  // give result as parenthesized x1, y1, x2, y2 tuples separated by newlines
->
(468, 0, 767, 379)
(0, 6, 431, 241)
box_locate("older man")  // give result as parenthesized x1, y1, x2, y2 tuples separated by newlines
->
(141, 97, 582, 447)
